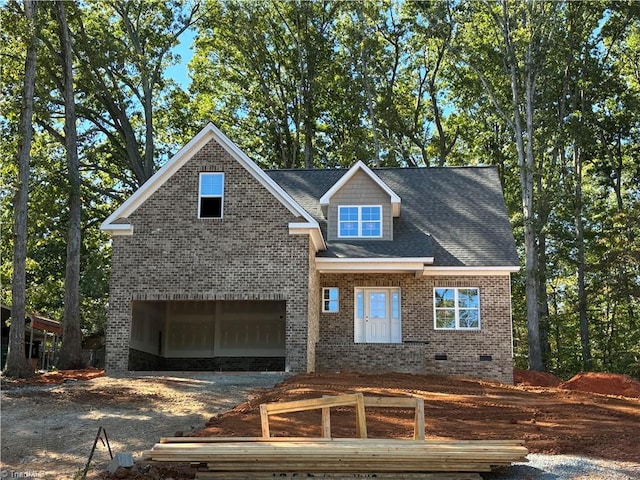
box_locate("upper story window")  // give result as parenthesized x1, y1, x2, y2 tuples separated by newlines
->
(434, 287, 480, 330)
(338, 205, 382, 238)
(199, 172, 224, 219)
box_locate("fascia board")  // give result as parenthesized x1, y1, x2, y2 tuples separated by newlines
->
(319, 161, 402, 215)
(104, 224, 134, 235)
(101, 125, 215, 230)
(101, 123, 316, 232)
(421, 266, 521, 276)
(289, 222, 327, 251)
(316, 256, 434, 273)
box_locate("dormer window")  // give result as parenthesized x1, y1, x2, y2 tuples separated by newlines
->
(199, 172, 224, 218)
(338, 205, 382, 238)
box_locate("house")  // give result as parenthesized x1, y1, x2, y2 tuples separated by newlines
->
(101, 123, 520, 383)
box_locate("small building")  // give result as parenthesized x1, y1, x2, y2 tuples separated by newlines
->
(1, 304, 62, 370)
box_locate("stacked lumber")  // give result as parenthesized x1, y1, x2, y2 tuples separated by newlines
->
(145, 394, 528, 479)
(148, 437, 528, 474)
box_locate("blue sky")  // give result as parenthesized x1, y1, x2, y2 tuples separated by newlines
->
(165, 29, 196, 89)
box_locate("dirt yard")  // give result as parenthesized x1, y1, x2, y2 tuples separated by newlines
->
(1, 369, 639, 480)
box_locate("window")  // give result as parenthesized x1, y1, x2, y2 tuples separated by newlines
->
(322, 287, 339, 313)
(199, 172, 224, 218)
(338, 206, 382, 238)
(434, 288, 480, 330)
(354, 287, 401, 343)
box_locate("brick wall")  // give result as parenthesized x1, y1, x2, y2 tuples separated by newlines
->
(316, 273, 514, 384)
(105, 139, 311, 372)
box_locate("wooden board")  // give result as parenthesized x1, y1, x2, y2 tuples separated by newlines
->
(195, 471, 482, 479)
(150, 394, 527, 477)
(260, 393, 367, 438)
(148, 438, 528, 473)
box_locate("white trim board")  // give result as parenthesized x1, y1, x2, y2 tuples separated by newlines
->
(101, 123, 325, 249)
(319, 161, 401, 217)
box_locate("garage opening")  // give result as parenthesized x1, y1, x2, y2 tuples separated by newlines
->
(128, 300, 286, 371)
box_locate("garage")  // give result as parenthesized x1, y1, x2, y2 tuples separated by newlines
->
(128, 300, 286, 371)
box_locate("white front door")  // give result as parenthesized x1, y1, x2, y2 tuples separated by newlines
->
(355, 288, 401, 343)
(366, 291, 390, 343)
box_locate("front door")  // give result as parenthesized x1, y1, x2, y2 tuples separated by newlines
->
(365, 290, 390, 343)
(355, 288, 400, 343)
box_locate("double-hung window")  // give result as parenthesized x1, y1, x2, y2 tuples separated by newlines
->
(338, 205, 382, 238)
(199, 172, 224, 218)
(434, 288, 480, 330)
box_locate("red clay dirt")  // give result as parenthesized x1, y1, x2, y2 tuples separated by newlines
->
(6, 369, 639, 478)
(3, 367, 105, 385)
(559, 371, 640, 397)
(513, 368, 562, 387)
(190, 371, 640, 464)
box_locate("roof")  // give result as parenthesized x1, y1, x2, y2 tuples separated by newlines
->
(266, 167, 519, 268)
(1, 304, 62, 335)
(101, 123, 322, 248)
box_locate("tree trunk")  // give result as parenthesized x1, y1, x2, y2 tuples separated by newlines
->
(522, 50, 543, 371)
(501, 0, 543, 371)
(574, 143, 591, 370)
(56, 0, 85, 370)
(357, 9, 380, 167)
(5, 0, 39, 378)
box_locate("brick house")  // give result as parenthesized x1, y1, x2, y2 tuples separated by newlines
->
(101, 123, 520, 383)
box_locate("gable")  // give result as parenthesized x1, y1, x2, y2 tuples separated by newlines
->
(325, 169, 394, 241)
(101, 123, 325, 250)
(319, 161, 401, 217)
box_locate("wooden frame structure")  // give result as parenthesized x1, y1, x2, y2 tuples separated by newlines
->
(259, 393, 368, 438)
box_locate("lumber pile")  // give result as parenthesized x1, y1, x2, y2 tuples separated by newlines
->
(145, 393, 528, 479)
(150, 437, 528, 473)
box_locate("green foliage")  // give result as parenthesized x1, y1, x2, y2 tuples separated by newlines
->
(3, 0, 639, 378)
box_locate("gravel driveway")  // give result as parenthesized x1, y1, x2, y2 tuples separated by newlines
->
(1, 371, 638, 480)
(1, 372, 287, 479)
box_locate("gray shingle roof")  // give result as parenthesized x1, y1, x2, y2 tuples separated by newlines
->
(266, 167, 519, 267)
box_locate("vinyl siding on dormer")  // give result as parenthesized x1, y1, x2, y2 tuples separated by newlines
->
(326, 169, 393, 241)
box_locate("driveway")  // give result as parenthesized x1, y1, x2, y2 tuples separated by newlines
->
(0, 371, 287, 479)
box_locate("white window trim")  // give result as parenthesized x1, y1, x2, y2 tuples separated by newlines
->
(322, 287, 339, 313)
(338, 205, 383, 238)
(433, 287, 481, 331)
(198, 172, 224, 219)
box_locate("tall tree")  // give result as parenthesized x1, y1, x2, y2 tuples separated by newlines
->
(190, 0, 344, 168)
(4, 0, 38, 378)
(55, 0, 84, 369)
(450, 0, 559, 370)
(73, 0, 201, 186)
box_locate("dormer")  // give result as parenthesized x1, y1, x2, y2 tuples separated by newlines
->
(319, 161, 401, 241)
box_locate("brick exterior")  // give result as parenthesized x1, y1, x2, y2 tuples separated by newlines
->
(105, 139, 311, 372)
(105, 131, 516, 384)
(315, 273, 514, 384)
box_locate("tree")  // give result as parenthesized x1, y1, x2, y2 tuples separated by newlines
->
(73, 0, 201, 186)
(4, 0, 38, 378)
(55, 0, 84, 369)
(190, 0, 343, 168)
(449, 0, 561, 371)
